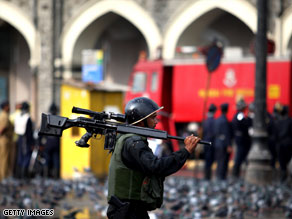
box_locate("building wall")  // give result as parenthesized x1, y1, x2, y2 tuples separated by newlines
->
(1, 0, 292, 124)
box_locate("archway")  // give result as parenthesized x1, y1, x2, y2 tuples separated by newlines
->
(163, 0, 257, 59)
(70, 12, 148, 85)
(0, 1, 40, 116)
(0, 1, 40, 67)
(62, 0, 162, 73)
(282, 6, 292, 56)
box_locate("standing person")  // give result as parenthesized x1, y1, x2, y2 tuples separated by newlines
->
(40, 103, 61, 178)
(267, 111, 277, 168)
(9, 102, 22, 177)
(274, 105, 292, 182)
(202, 103, 217, 180)
(14, 102, 34, 178)
(10, 102, 22, 124)
(107, 97, 201, 219)
(214, 103, 233, 180)
(272, 102, 283, 122)
(231, 99, 252, 178)
(0, 101, 14, 181)
(9, 103, 22, 176)
(248, 102, 277, 168)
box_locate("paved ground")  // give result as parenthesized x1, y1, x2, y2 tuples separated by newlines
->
(0, 161, 291, 219)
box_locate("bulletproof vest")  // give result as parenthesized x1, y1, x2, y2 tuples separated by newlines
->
(107, 134, 164, 210)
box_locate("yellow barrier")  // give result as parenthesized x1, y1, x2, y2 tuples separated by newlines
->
(60, 82, 124, 179)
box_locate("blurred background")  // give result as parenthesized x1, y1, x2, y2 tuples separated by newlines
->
(0, 0, 291, 124)
(1, 0, 292, 218)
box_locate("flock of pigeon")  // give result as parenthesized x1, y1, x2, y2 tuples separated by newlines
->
(156, 178, 292, 219)
(0, 171, 292, 219)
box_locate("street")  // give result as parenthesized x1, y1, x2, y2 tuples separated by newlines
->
(1, 161, 292, 219)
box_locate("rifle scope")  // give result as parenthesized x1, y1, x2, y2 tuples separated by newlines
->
(72, 107, 125, 122)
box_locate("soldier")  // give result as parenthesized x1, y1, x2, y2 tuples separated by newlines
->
(41, 103, 61, 178)
(231, 99, 252, 178)
(248, 102, 277, 168)
(274, 105, 292, 182)
(202, 103, 217, 180)
(214, 103, 233, 180)
(107, 97, 201, 219)
(214, 103, 232, 180)
(14, 102, 34, 178)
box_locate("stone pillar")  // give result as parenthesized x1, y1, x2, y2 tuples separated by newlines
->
(37, 0, 54, 117)
(245, 0, 274, 185)
(52, 0, 64, 107)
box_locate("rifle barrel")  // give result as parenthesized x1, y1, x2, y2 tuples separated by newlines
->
(168, 135, 212, 146)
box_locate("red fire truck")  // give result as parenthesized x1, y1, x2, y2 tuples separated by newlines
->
(125, 57, 292, 150)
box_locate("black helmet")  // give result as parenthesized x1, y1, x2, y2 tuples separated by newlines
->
(49, 103, 58, 115)
(125, 97, 163, 124)
(281, 105, 289, 116)
(220, 103, 229, 113)
(0, 100, 9, 110)
(21, 101, 30, 112)
(208, 104, 217, 113)
(236, 99, 247, 111)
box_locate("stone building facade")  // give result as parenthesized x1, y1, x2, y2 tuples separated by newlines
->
(0, 0, 292, 124)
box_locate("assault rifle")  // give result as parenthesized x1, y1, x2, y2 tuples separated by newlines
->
(38, 107, 211, 150)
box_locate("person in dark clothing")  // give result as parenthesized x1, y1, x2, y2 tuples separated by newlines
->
(248, 102, 277, 168)
(107, 97, 201, 219)
(267, 112, 277, 168)
(268, 103, 284, 168)
(231, 99, 252, 178)
(202, 103, 217, 180)
(272, 102, 283, 121)
(214, 103, 233, 180)
(40, 103, 60, 178)
(14, 102, 34, 178)
(274, 105, 292, 182)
